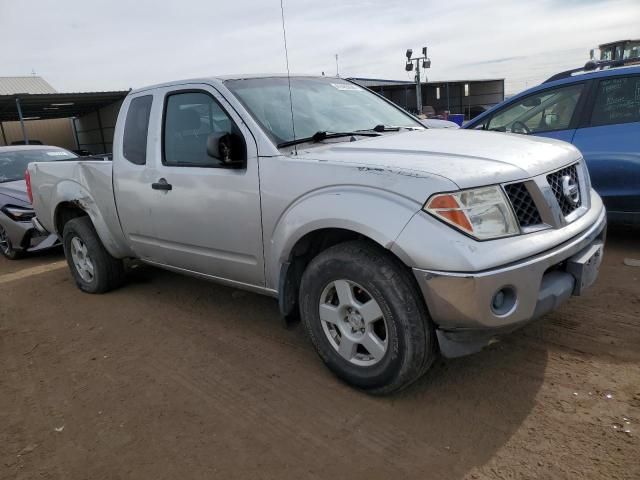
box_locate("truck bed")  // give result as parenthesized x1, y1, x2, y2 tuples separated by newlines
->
(29, 160, 131, 257)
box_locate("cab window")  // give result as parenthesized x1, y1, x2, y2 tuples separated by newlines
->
(163, 91, 241, 167)
(590, 76, 640, 127)
(486, 84, 584, 134)
(122, 95, 153, 165)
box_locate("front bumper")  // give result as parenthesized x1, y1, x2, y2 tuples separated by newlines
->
(1, 214, 59, 253)
(413, 207, 607, 357)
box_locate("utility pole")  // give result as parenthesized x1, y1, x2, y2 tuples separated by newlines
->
(404, 47, 431, 114)
(335, 54, 340, 77)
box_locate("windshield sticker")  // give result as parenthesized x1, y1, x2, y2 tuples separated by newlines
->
(46, 151, 70, 156)
(331, 83, 363, 91)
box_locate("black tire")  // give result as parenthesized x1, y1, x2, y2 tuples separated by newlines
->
(299, 240, 436, 395)
(62, 217, 125, 293)
(0, 224, 23, 260)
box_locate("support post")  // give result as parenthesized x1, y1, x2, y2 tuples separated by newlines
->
(96, 108, 107, 153)
(70, 117, 80, 151)
(15, 98, 28, 145)
(415, 61, 422, 114)
(0, 122, 7, 146)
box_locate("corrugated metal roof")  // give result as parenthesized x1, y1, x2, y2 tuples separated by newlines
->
(350, 77, 505, 88)
(0, 91, 128, 122)
(0, 76, 57, 95)
(349, 78, 414, 87)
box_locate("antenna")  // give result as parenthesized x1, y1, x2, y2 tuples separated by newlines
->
(280, 0, 297, 154)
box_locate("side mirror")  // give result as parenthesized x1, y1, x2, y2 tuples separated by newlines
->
(206, 132, 246, 167)
(543, 112, 558, 127)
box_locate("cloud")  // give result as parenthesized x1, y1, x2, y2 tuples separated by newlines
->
(1, 0, 638, 95)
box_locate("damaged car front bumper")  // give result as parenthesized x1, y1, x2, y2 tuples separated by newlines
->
(412, 207, 607, 358)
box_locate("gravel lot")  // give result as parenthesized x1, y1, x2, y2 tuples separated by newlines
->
(1, 228, 639, 479)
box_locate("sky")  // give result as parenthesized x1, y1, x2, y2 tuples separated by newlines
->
(1, 0, 638, 95)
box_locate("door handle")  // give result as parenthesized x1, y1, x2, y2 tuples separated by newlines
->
(151, 178, 172, 191)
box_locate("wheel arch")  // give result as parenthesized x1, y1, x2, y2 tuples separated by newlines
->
(54, 201, 89, 236)
(39, 172, 134, 259)
(278, 227, 418, 321)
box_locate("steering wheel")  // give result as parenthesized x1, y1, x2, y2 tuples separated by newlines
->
(511, 121, 531, 135)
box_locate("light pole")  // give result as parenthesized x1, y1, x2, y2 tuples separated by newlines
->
(405, 47, 431, 114)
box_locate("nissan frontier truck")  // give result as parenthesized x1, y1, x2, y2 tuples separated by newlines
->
(27, 75, 606, 393)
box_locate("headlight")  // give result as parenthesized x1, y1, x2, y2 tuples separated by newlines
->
(581, 159, 592, 193)
(424, 185, 519, 240)
(1, 205, 36, 222)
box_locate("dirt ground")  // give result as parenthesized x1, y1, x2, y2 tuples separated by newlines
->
(1, 228, 639, 480)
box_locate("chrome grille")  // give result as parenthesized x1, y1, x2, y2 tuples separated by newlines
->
(547, 164, 581, 216)
(504, 182, 542, 228)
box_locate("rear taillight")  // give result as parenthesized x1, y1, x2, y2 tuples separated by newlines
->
(25, 169, 33, 204)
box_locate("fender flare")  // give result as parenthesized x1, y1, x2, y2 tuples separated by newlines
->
(266, 186, 421, 290)
(51, 179, 133, 258)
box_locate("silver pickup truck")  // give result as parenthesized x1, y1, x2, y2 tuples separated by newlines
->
(28, 75, 606, 394)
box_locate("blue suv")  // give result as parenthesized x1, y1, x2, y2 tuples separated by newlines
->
(465, 64, 640, 224)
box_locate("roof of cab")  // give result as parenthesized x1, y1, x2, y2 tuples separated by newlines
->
(128, 74, 337, 95)
(0, 145, 69, 153)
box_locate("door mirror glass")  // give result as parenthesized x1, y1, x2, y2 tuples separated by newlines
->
(206, 132, 246, 167)
(543, 112, 558, 128)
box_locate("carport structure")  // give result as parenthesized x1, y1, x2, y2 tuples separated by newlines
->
(0, 90, 128, 153)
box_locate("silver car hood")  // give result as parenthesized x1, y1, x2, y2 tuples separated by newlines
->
(0, 180, 29, 204)
(298, 129, 581, 189)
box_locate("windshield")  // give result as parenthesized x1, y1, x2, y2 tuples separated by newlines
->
(0, 148, 77, 183)
(225, 77, 422, 145)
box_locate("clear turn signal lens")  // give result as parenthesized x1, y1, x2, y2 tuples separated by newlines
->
(424, 186, 519, 240)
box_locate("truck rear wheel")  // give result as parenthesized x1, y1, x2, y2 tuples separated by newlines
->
(62, 217, 125, 294)
(299, 240, 436, 394)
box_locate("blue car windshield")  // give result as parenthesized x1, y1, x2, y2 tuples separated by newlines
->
(225, 77, 422, 146)
(0, 148, 77, 183)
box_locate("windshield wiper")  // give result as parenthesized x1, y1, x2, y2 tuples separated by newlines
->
(277, 130, 380, 148)
(371, 124, 401, 132)
(354, 124, 424, 133)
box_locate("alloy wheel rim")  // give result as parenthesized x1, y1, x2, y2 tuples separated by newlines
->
(319, 279, 388, 367)
(0, 225, 11, 254)
(70, 237, 94, 282)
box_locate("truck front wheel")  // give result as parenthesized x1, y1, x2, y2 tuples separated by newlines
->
(299, 240, 436, 394)
(62, 217, 124, 294)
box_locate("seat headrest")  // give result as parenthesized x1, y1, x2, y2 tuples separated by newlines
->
(175, 108, 202, 131)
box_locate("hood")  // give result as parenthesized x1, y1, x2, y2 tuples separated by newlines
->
(0, 180, 29, 205)
(298, 129, 581, 189)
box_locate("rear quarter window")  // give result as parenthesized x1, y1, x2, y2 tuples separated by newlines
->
(590, 76, 640, 127)
(123, 95, 153, 165)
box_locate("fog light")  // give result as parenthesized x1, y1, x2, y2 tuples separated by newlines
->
(493, 291, 505, 309)
(491, 287, 516, 315)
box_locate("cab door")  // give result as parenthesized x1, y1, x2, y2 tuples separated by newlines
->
(112, 93, 163, 261)
(572, 74, 640, 216)
(143, 84, 264, 287)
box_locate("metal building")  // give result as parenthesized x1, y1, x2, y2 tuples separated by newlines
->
(0, 76, 127, 153)
(350, 77, 505, 119)
(0, 76, 75, 148)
